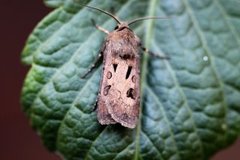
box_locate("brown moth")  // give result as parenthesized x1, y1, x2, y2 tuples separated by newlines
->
(82, 6, 168, 128)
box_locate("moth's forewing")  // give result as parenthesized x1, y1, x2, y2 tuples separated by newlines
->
(97, 42, 117, 125)
(105, 57, 140, 128)
(97, 98, 117, 124)
(97, 29, 140, 128)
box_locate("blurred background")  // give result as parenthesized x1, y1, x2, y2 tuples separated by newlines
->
(0, 0, 239, 159)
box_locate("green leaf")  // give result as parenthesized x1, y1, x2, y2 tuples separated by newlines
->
(21, 0, 240, 159)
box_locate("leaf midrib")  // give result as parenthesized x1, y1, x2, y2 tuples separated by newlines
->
(134, 0, 159, 159)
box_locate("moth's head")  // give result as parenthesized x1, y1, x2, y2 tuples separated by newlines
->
(114, 22, 130, 31)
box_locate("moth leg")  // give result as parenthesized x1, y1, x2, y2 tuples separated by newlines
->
(92, 98, 98, 111)
(141, 47, 170, 59)
(91, 19, 109, 34)
(81, 52, 103, 78)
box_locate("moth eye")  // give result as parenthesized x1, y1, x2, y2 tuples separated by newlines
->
(114, 26, 118, 30)
(125, 66, 132, 79)
(103, 85, 111, 96)
(113, 64, 118, 72)
(107, 71, 112, 79)
(126, 88, 135, 99)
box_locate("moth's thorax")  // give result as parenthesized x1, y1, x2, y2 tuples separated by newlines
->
(106, 26, 140, 59)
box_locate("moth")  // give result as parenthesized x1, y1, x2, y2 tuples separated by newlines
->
(82, 6, 168, 128)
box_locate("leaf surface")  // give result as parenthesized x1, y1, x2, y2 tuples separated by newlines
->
(21, 0, 240, 159)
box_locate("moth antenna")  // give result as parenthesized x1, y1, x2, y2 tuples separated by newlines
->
(128, 16, 170, 26)
(84, 5, 121, 24)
